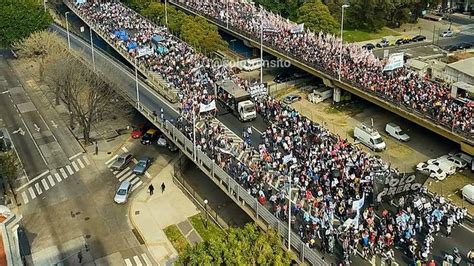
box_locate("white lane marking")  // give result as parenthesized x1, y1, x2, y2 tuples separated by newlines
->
(21, 191, 29, 204)
(251, 126, 263, 135)
(82, 156, 91, 165)
(461, 224, 474, 233)
(133, 255, 142, 266)
(35, 183, 42, 195)
(77, 158, 85, 169)
(60, 168, 68, 179)
(41, 179, 49, 190)
(124, 174, 137, 183)
(47, 175, 55, 187)
(28, 187, 36, 199)
(54, 173, 62, 183)
(66, 165, 74, 175)
(124, 258, 133, 266)
(119, 172, 134, 182)
(121, 146, 128, 152)
(20, 117, 48, 165)
(16, 170, 49, 191)
(72, 161, 80, 172)
(142, 253, 152, 266)
(130, 177, 140, 185)
(68, 152, 83, 160)
(145, 171, 151, 179)
(132, 158, 138, 164)
(116, 167, 131, 179)
(131, 181, 143, 192)
(105, 155, 118, 165)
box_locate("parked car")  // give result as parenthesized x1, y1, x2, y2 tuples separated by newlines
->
(433, 155, 467, 169)
(131, 123, 148, 139)
(395, 37, 411, 45)
(448, 152, 473, 166)
(274, 73, 292, 83)
(456, 42, 473, 50)
(440, 30, 454, 37)
(283, 94, 302, 104)
(133, 157, 151, 175)
(444, 44, 459, 51)
(462, 184, 474, 204)
(354, 124, 386, 151)
(385, 123, 410, 141)
(376, 39, 390, 48)
(411, 35, 426, 42)
(426, 158, 457, 175)
(114, 180, 131, 204)
(111, 152, 133, 171)
(362, 43, 375, 50)
(416, 162, 447, 180)
(141, 129, 160, 145)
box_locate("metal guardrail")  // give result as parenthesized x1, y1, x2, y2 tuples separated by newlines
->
(170, 1, 474, 147)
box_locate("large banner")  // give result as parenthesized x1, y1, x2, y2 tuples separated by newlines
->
(375, 172, 429, 202)
(200, 100, 216, 113)
(383, 52, 404, 72)
(290, 23, 304, 34)
(136, 47, 154, 58)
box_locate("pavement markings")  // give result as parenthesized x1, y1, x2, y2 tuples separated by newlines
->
(130, 177, 140, 185)
(54, 173, 62, 183)
(461, 224, 474, 233)
(124, 173, 137, 183)
(145, 172, 151, 179)
(72, 161, 80, 172)
(60, 168, 68, 179)
(47, 175, 55, 187)
(21, 191, 29, 204)
(41, 179, 49, 190)
(35, 183, 42, 195)
(68, 152, 83, 160)
(77, 158, 85, 169)
(132, 158, 138, 164)
(66, 165, 74, 175)
(132, 256, 142, 266)
(131, 181, 143, 192)
(124, 258, 133, 266)
(121, 146, 129, 152)
(28, 187, 36, 199)
(16, 170, 49, 191)
(82, 156, 91, 165)
(116, 167, 131, 179)
(105, 155, 118, 165)
(142, 254, 152, 265)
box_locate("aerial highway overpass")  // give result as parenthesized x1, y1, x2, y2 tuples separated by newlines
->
(170, 0, 474, 156)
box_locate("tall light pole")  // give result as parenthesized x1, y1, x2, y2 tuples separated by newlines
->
(287, 176, 291, 251)
(338, 4, 350, 81)
(89, 27, 96, 71)
(165, 0, 168, 26)
(65, 12, 71, 50)
(135, 58, 140, 109)
(204, 199, 209, 229)
(259, 9, 264, 84)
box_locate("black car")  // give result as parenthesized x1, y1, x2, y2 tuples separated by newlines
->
(411, 35, 426, 42)
(395, 38, 411, 45)
(457, 42, 473, 50)
(273, 73, 292, 83)
(362, 43, 375, 50)
(444, 45, 459, 52)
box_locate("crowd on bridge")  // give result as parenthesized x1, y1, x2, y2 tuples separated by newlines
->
(182, 0, 472, 136)
(73, 1, 470, 264)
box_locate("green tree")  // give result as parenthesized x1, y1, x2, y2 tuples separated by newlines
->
(180, 16, 228, 54)
(142, 2, 187, 35)
(178, 223, 292, 265)
(122, 0, 152, 12)
(296, 0, 339, 34)
(0, 0, 52, 47)
(0, 151, 21, 192)
(345, 0, 389, 31)
(254, 0, 304, 20)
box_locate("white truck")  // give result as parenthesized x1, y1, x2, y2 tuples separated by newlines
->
(385, 123, 410, 141)
(217, 79, 256, 122)
(308, 88, 333, 104)
(354, 124, 386, 151)
(240, 58, 262, 72)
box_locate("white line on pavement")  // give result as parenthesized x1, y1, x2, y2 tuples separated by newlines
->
(16, 170, 49, 191)
(60, 168, 68, 179)
(66, 165, 74, 175)
(132, 158, 138, 164)
(142, 254, 152, 266)
(68, 152, 83, 160)
(124, 174, 137, 183)
(116, 167, 131, 179)
(82, 156, 91, 165)
(72, 161, 80, 172)
(21, 191, 29, 204)
(47, 175, 55, 187)
(251, 126, 263, 135)
(124, 258, 133, 266)
(119, 172, 134, 182)
(35, 183, 42, 195)
(54, 173, 62, 183)
(20, 117, 48, 165)
(145, 172, 151, 179)
(461, 224, 474, 233)
(131, 181, 143, 192)
(41, 179, 49, 190)
(130, 177, 140, 185)
(28, 187, 36, 199)
(121, 146, 128, 152)
(105, 155, 118, 165)
(133, 256, 143, 266)
(77, 158, 85, 169)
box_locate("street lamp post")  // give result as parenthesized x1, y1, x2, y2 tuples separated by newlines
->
(338, 4, 350, 81)
(287, 176, 291, 251)
(259, 9, 264, 84)
(65, 12, 71, 49)
(134, 58, 140, 109)
(192, 103, 196, 161)
(204, 199, 209, 228)
(89, 27, 96, 71)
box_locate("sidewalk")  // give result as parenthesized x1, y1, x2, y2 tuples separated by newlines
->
(128, 156, 201, 265)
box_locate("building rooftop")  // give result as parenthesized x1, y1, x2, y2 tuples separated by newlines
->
(407, 59, 428, 70)
(447, 57, 474, 77)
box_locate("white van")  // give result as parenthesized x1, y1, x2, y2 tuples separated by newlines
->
(462, 184, 474, 204)
(385, 123, 410, 141)
(354, 124, 386, 151)
(427, 158, 457, 175)
(308, 88, 333, 104)
(241, 59, 262, 72)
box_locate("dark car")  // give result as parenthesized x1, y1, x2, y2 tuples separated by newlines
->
(362, 43, 375, 50)
(274, 73, 292, 83)
(444, 45, 459, 52)
(376, 39, 390, 48)
(141, 129, 160, 145)
(411, 35, 426, 42)
(283, 94, 302, 104)
(457, 42, 472, 50)
(395, 37, 411, 45)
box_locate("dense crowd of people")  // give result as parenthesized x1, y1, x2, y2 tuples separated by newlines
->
(73, 1, 470, 264)
(182, 0, 472, 135)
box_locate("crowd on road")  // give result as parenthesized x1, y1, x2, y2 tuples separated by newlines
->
(73, 1, 470, 264)
(182, 0, 472, 136)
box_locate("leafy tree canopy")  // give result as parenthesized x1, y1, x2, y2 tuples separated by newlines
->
(177, 223, 292, 265)
(297, 0, 340, 34)
(0, 0, 52, 47)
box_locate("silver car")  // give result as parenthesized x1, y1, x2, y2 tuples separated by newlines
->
(111, 152, 133, 170)
(114, 181, 131, 204)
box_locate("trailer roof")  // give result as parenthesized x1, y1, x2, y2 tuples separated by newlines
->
(217, 79, 249, 98)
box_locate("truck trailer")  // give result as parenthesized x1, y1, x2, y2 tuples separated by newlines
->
(217, 79, 256, 121)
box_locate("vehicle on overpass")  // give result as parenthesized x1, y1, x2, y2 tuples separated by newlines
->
(354, 124, 386, 151)
(217, 79, 256, 121)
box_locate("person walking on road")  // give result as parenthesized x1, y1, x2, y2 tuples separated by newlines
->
(161, 182, 166, 193)
(148, 184, 154, 195)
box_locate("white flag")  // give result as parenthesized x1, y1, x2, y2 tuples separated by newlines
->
(290, 23, 304, 34)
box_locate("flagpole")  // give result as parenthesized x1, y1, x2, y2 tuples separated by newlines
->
(260, 9, 263, 84)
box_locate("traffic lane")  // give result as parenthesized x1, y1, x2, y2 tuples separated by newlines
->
(437, 33, 474, 47)
(430, 223, 474, 263)
(50, 24, 178, 120)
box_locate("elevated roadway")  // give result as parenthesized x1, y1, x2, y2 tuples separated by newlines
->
(170, 1, 474, 156)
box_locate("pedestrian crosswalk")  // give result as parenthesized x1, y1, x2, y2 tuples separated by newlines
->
(19, 154, 91, 205)
(123, 253, 153, 266)
(105, 158, 145, 192)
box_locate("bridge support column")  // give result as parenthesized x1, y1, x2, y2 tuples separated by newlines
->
(461, 142, 474, 156)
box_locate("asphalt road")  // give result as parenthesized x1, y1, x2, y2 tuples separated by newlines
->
(50, 22, 474, 265)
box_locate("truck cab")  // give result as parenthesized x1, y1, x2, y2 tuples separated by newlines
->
(354, 124, 386, 151)
(217, 80, 256, 122)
